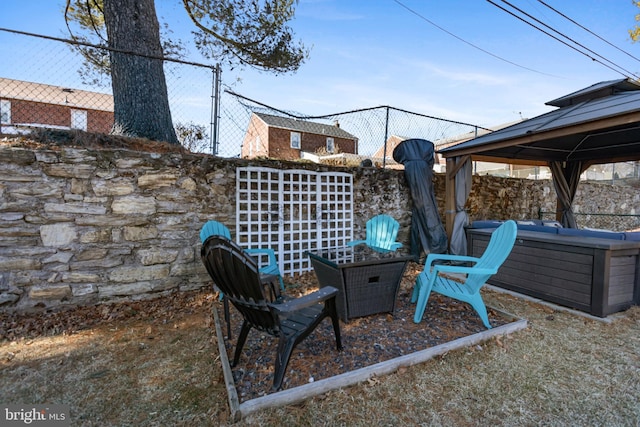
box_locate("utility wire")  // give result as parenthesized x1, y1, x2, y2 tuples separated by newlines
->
(498, 0, 639, 78)
(537, 0, 640, 65)
(391, 0, 559, 77)
(488, 0, 640, 79)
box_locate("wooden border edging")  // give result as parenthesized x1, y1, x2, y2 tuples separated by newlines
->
(214, 306, 528, 422)
(212, 307, 242, 422)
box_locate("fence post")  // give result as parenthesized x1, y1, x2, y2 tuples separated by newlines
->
(383, 106, 390, 168)
(210, 64, 221, 155)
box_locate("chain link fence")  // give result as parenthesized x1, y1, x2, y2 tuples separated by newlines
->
(0, 28, 217, 153)
(3, 28, 638, 230)
(221, 90, 486, 164)
(0, 28, 486, 164)
(538, 211, 640, 232)
(2, 27, 639, 183)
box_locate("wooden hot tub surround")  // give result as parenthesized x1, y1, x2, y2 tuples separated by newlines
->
(467, 227, 640, 317)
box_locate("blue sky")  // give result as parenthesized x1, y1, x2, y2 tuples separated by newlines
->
(1, 0, 639, 129)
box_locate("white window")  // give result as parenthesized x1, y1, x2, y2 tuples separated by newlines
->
(0, 100, 11, 124)
(326, 137, 335, 153)
(290, 132, 301, 149)
(71, 109, 87, 131)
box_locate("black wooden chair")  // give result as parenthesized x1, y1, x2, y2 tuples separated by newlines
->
(201, 235, 343, 391)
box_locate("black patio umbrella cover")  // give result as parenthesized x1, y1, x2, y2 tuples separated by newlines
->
(393, 138, 448, 257)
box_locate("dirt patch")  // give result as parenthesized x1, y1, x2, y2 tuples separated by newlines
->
(0, 289, 224, 425)
(0, 289, 215, 342)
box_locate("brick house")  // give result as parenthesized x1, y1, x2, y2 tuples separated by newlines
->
(241, 112, 358, 160)
(0, 77, 114, 134)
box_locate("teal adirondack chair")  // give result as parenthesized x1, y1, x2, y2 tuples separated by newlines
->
(348, 214, 403, 253)
(199, 220, 284, 290)
(411, 220, 517, 328)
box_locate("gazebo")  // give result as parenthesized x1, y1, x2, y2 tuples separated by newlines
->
(438, 78, 640, 254)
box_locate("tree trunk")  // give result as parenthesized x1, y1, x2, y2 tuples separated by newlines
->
(103, 0, 179, 144)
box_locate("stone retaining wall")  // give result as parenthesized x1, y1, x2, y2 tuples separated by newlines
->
(0, 144, 637, 313)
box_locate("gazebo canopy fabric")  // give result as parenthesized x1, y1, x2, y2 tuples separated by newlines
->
(436, 79, 640, 249)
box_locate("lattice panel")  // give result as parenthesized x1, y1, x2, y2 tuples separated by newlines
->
(236, 167, 353, 277)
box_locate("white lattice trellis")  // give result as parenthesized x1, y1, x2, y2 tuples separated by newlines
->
(236, 167, 353, 276)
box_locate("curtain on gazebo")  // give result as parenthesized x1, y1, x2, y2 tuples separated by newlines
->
(393, 138, 448, 258)
(549, 160, 585, 228)
(449, 157, 472, 255)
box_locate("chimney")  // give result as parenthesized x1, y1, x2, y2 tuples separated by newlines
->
(333, 120, 340, 128)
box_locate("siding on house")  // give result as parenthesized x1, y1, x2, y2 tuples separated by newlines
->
(0, 77, 114, 133)
(241, 113, 270, 158)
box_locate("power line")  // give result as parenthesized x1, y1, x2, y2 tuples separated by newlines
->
(498, 0, 640, 78)
(488, 0, 640, 79)
(391, 0, 559, 77)
(537, 0, 640, 65)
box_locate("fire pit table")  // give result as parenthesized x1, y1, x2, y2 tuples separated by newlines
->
(306, 246, 415, 322)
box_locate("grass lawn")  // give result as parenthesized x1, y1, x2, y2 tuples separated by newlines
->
(1, 269, 639, 426)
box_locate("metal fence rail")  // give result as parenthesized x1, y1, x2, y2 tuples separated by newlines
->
(224, 92, 485, 164)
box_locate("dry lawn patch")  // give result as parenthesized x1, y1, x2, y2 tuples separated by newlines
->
(1, 266, 639, 426)
(1, 291, 226, 425)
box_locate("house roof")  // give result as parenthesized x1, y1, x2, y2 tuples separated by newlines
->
(373, 135, 410, 159)
(438, 79, 640, 166)
(254, 112, 357, 140)
(0, 77, 114, 112)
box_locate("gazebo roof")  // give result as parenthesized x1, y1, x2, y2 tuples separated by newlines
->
(438, 79, 640, 166)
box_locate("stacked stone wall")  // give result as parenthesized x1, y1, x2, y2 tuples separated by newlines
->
(0, 144, 637, 313)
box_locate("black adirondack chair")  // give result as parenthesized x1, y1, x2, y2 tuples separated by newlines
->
(200, 235, 343, 391)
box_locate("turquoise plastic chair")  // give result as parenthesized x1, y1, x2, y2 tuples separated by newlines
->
(347, 214, 403, 253)
(411, 220, 517, 328)
(199, 220, 284, 290)
(199, 220, 232, 241)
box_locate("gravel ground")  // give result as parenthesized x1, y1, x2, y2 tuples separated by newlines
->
(222, 264, 512, 401)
